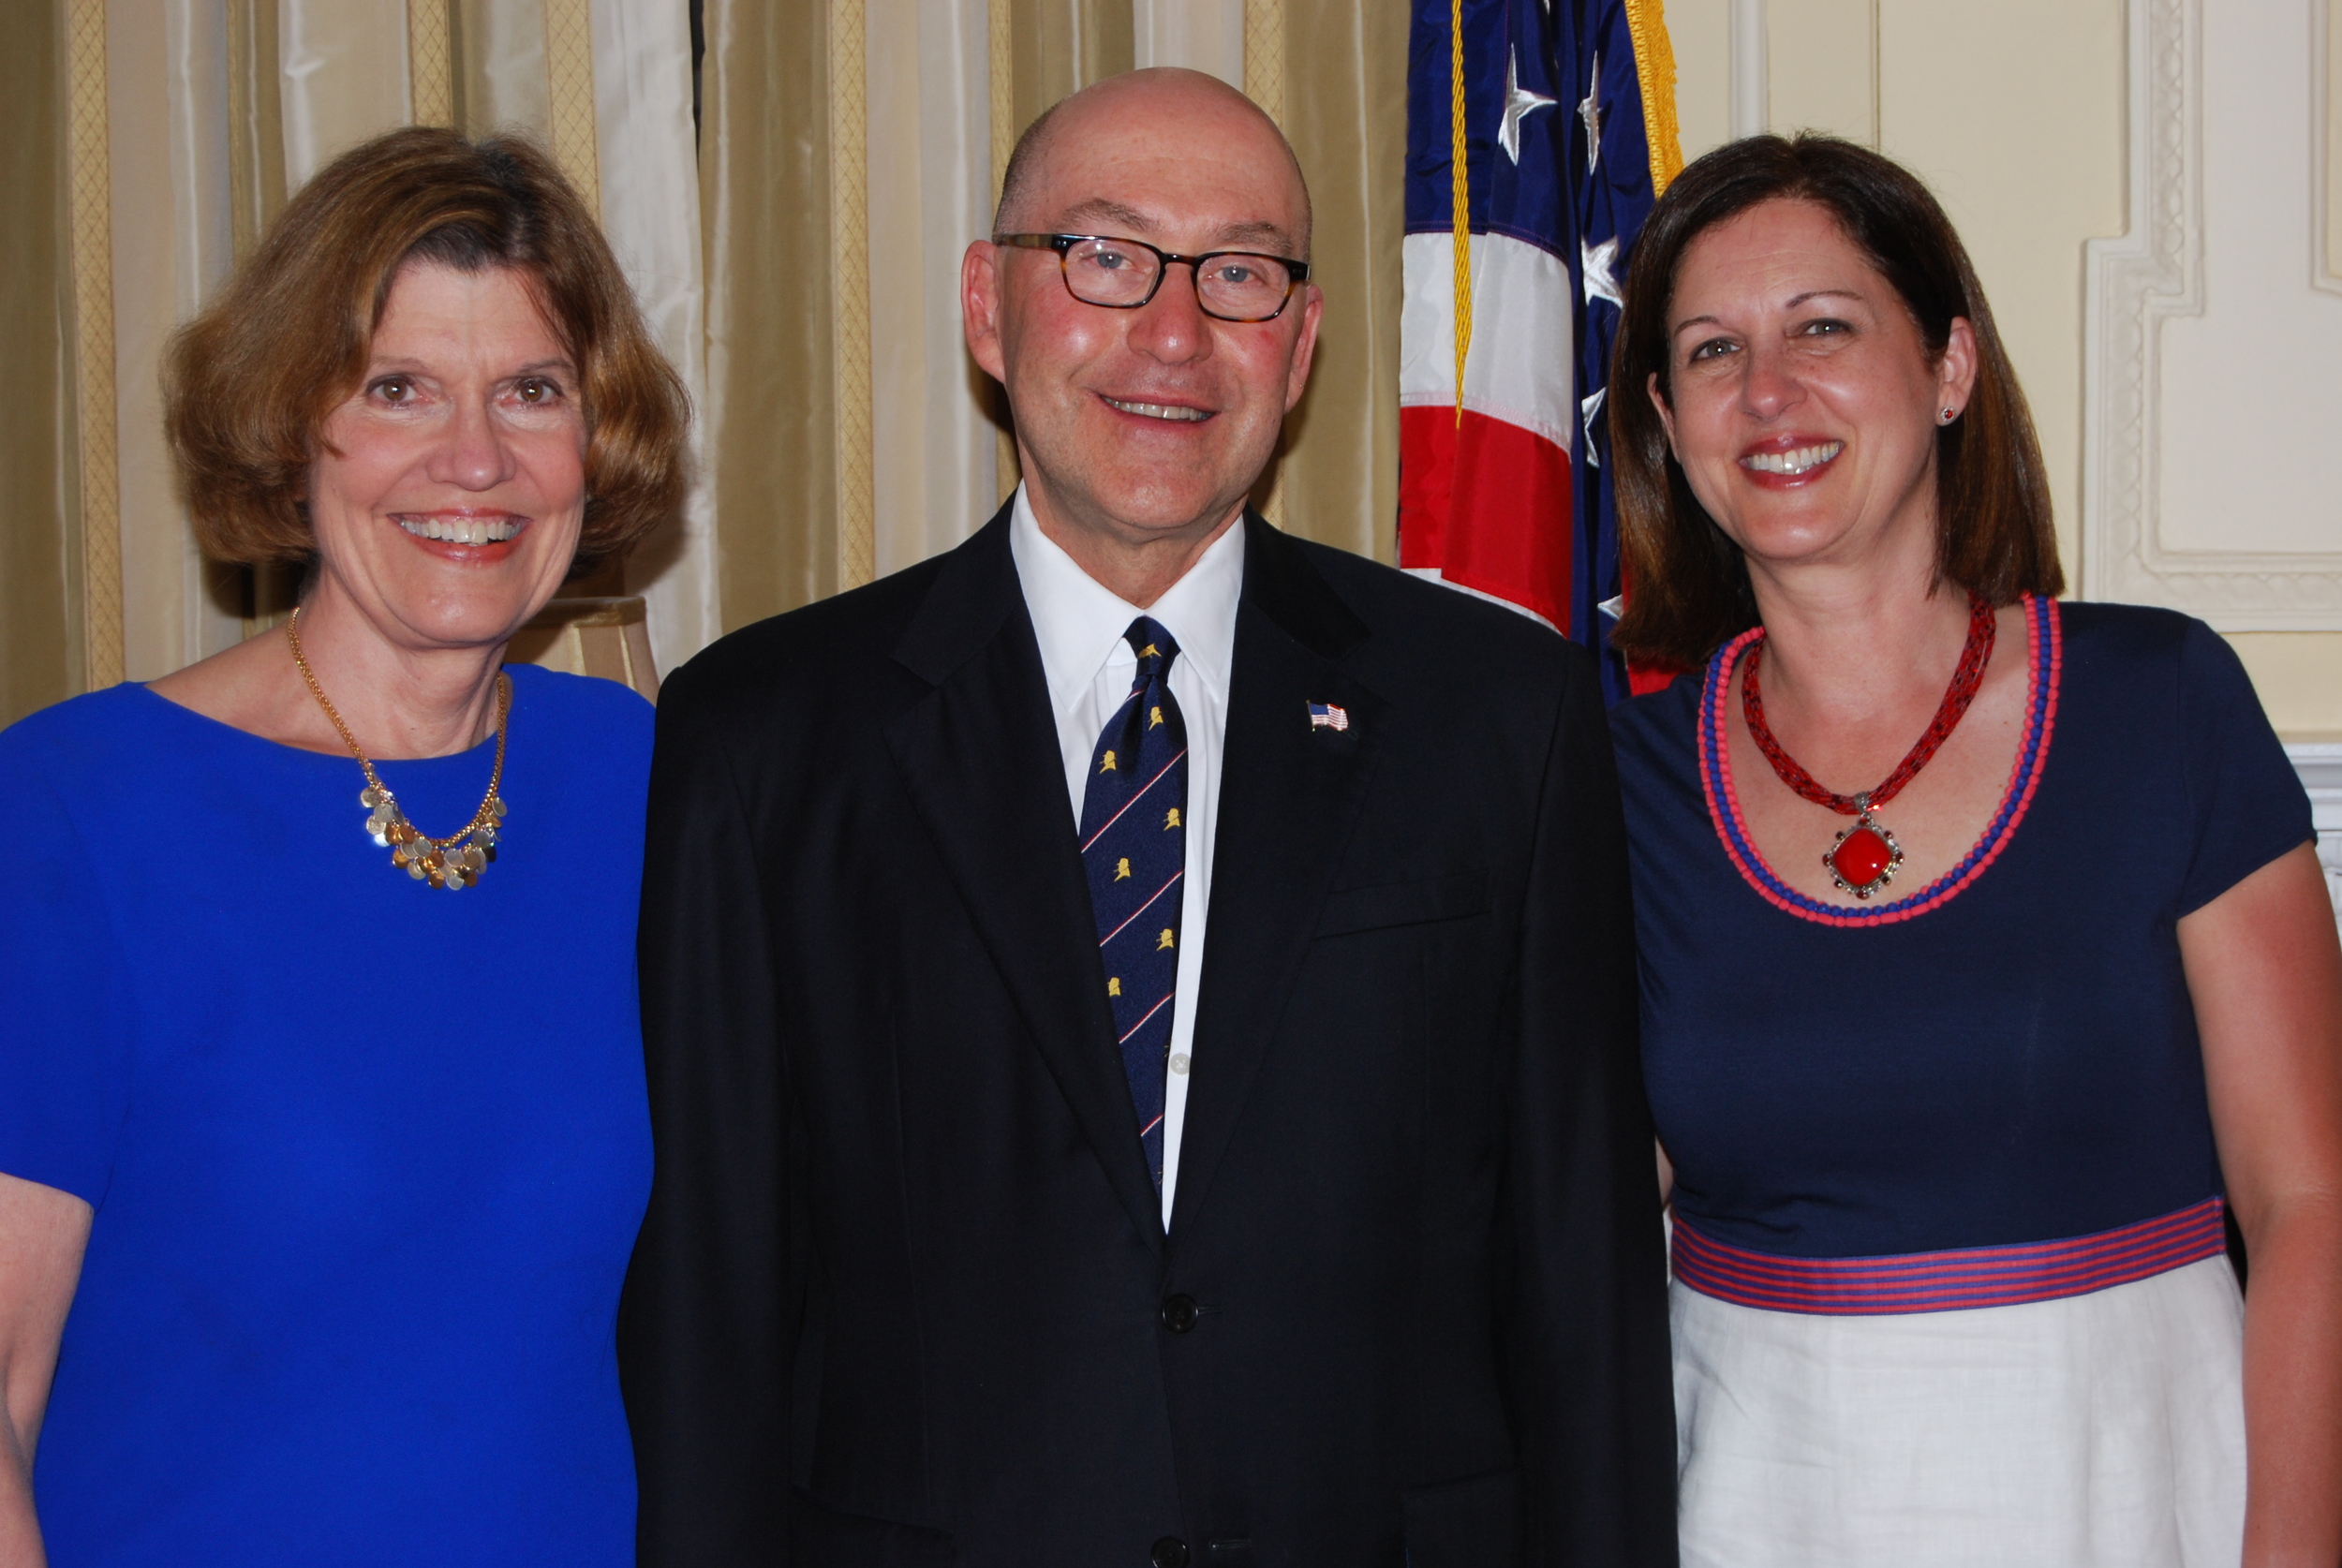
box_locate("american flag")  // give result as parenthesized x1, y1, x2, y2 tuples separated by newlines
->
(1399, 0, 1682, 703)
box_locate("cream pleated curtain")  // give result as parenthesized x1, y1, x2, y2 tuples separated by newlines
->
(3, 0, 1406, 728)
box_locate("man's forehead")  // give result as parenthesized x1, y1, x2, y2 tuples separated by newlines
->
(1048, 196, 1297, 253)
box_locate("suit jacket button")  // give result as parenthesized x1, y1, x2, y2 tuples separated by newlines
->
(1159, 1294, 1199, 1333)
(1150, 1536, 1190, 1568)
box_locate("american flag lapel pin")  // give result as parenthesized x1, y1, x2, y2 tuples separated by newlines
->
(1307, 702, 1350, 732)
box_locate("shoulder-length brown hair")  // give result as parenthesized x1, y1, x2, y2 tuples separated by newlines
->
(1608, 134, 2060, 671)
(166, 126, 689, 576)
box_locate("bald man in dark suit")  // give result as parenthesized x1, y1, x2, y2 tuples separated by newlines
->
(620, 67, 1676, 1568)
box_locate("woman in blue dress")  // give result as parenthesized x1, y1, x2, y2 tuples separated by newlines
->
(1607, 135, 2342, 1565)
(0, 128, 687, 1565)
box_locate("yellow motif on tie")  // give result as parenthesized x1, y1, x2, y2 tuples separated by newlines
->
(1164, 807, 1181, 830)
(1157, 928, 1176, 950)
(1149, 705, 1164, 729)
(1114, 857, 1131, 880)
(1100, 749, 1117, 773)
(1107, 977, 1121, 997)
(1139, 643, 1160, 658)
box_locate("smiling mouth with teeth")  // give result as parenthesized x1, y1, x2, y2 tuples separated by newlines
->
(395, 514, 525, 545)
(1741, 441, 1844, 477)
(1104, 396, 1209, 422)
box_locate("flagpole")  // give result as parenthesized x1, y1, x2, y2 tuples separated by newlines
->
(1449, 0, 1471, 428)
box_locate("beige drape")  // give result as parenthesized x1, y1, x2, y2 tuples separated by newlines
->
(1012, 0, 1136, 126)
(1, 2, 75, 723)
(698, 0, 839, 629)
(1270, 0, 1408, 565)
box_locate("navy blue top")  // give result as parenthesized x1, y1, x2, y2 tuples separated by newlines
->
(0, 664, 653, 1567)
(1611, 600, 2314, 1260)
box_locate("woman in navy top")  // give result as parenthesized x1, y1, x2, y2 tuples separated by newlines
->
(1606, 136, 2342, 1565)
(0, 128, 688, 1564)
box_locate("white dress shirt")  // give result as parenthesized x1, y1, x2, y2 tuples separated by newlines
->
(1008, 485, 1243, 1229)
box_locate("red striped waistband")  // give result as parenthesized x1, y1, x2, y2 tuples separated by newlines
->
(1670, 1198, 2228, 1316)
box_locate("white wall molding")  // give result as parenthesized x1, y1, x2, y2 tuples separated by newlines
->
(2290, 742, 2342, 927)
(2315, 0, 2342, 298)
(2082, 0, 2342, 629)
(1729, 0, 1767, 141)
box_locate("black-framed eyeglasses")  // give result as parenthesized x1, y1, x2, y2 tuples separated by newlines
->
(994, 233, 1311, 323)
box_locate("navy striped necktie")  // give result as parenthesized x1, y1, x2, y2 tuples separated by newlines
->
(1078, 617, 1187, 1193)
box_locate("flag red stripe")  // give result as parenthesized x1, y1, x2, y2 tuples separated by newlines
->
(1398, 406, 1574, 632)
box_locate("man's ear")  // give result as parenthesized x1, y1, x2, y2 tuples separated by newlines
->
(963, 241, 1007, 383)
(1282, 283, 1325, 413)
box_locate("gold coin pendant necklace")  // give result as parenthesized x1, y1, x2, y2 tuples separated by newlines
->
(285, 606, 509, 891)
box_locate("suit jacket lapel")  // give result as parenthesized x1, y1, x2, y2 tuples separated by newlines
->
(885, 509, 1166, 1251)
(1170, 517, 1388, 1237)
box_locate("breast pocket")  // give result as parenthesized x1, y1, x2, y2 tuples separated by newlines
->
(1312, 869, 1492, 938)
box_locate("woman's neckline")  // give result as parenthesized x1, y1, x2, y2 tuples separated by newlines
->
(1697, 595, 2063, 928)
(131, 670, 511, 766)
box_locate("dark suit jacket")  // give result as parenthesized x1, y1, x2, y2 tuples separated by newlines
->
(620, 507, 1676, 1567)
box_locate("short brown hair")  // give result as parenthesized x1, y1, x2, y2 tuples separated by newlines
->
(1608, 134, 2061, 670)
(166, 126, 689, 575)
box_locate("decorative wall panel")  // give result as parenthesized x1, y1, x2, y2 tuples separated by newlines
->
(2083, 0, 2342, 629)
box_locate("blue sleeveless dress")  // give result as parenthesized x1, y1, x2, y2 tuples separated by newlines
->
(1611, 600, 2313, 1567)
(0, 665, 653, 1566)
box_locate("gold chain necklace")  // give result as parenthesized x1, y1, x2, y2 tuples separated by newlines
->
(285, 606, 509, 891)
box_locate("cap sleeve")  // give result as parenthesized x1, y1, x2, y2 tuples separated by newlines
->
(2175, 618, 2316, 916)
(0, 733, 132, 1206)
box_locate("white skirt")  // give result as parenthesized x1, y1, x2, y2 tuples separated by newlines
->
(1672, 1255, 2246, 1568)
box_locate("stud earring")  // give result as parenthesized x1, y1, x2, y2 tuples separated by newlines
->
(1939, 407, 1957, 424)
